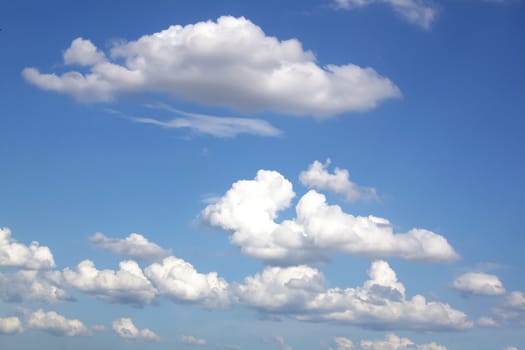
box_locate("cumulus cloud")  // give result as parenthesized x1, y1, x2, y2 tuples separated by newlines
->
(23, 16, 400, 117)
(0, 227, 55, 269)
(299, 159, 377, 202)
(476, 316, 500, 328)
(234, 260, 472, 331)
(0, 317, 23, 334)
(90, 232, 171, 261)
(334, 0, 437, 29)
(145, 256, 230, 309)
(451, 272, 506, 296)
(502, 347, 519, 350)
(330, 333, 447, 350)
(61, 260, 157, 306)
(179, 335, 207, 345)
(504, 291, 525, 311)
(0, 270, 72, 304)
(133, 103, 282, 138)
(274, 336, 293, 350)
(112, 317, 159, 341)
(28, 309, 91, 336)
(201, 169, 458, 264)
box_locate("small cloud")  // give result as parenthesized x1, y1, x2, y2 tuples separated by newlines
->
(179, 335, 207, 345)
(112, 317, 159, 341)
(0, 227, 55, 270)
(0, 316, 23, 335)
(27, 309, 91, 337)
(90, 232, 171, 261)
(299, 159, 377, 202)
(451, 272, 506, 296)
(334, 0, 438, 30)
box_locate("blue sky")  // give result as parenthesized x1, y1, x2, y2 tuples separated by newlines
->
(1, 1, 524, 349)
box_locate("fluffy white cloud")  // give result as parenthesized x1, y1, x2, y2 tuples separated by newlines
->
(299, 159, 377, 202)
(476, 316, 500, 328)
(502, 347, 518, 350)
(0, 270, 71, 304)
(504, 291, 525, 311)
(112, 317, 159, 341)
(145, 256, 230, 309)
(0, 227, 55, 269)
(201, 169, 458, 264)
(23, 16, 400, 117)
(451, 272, 506, 296)
(0, 317, 23, 334)
(330, 333, 447, 350)
(235, 260, 472, 331)
(90, 232, 171, 261)
(179, 335, 207, 345)
(28, 309, 90, 336)
(334, 0, 437, 29)
(61, 260, 157, 306)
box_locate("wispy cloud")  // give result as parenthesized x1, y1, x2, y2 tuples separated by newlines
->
(131, 103, 282, 138)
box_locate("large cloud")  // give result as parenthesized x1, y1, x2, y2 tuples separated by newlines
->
(330, 333, 447, 350)
(0, 270, 71, 304)
(299, 159, 377, 202)
(112, 317, 159, 341)
(144, 256, 230, 309)
(90, 232, 171, 261)
(451, 272, 506, 296)
(334, 0, 437, 29)
(27, 309, 91, 336)
(0, 317, 23, 335)
(234, 260, 472, 331)
(0, 227, 55, 269)
(22, 16, 400, 117)
(61, 260, 157, 306)
(201, 169, 459, 264)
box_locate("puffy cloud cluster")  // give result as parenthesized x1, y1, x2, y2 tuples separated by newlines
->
(334, 0, 437, 29)
(90, 232, 171, 261)
(234, 260, 472, 331)
(0, 270, 71, 304)
(27, 309, 91, 336)
(0, 227, 55, 269)
(112, 317, 159, 341)
(451, 272, 506, 296)
(22, 16, 400, 117)
(504, 291, 525, 311)
(145, 256, 230, 309)
(0, 317, 23, 334)
(330, 333, 447, 350)
(201, 169, 458, 264)
(299, 159, 377, 202)
(61, 260, 157, 306)
(179, 335, 207, 345)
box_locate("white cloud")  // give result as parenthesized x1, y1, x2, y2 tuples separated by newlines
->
(334, 0, 437, 29)
(274, 336, 293, 350)
(0, 227, 55, 269)
(23, 16, 400, 117)
(133, 103, 282, 138)
(330, 333, 447, 350)
(112, 317, 159, 341)
(504, 291, 525, 311)
(235, 260, 472, 331)
(201, 169, 458, 264)
(61, 260, 157, 306)
(0, 317, 23, 334)
(179, 335, 207, 345)
(144, 256, 230, 309)
(0, 270, 71, 304)
(502, 347, 519, 350)
(299, 159, 377, 202)
(451, 272, 506, 296)
(64, 38, 106, 66)
(90, 232, 171, 261)
(28, 309, 91, 336)
(476, 317, 500, 328)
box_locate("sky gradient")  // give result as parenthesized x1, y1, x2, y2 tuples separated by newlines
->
(1, 1, 525, 349)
